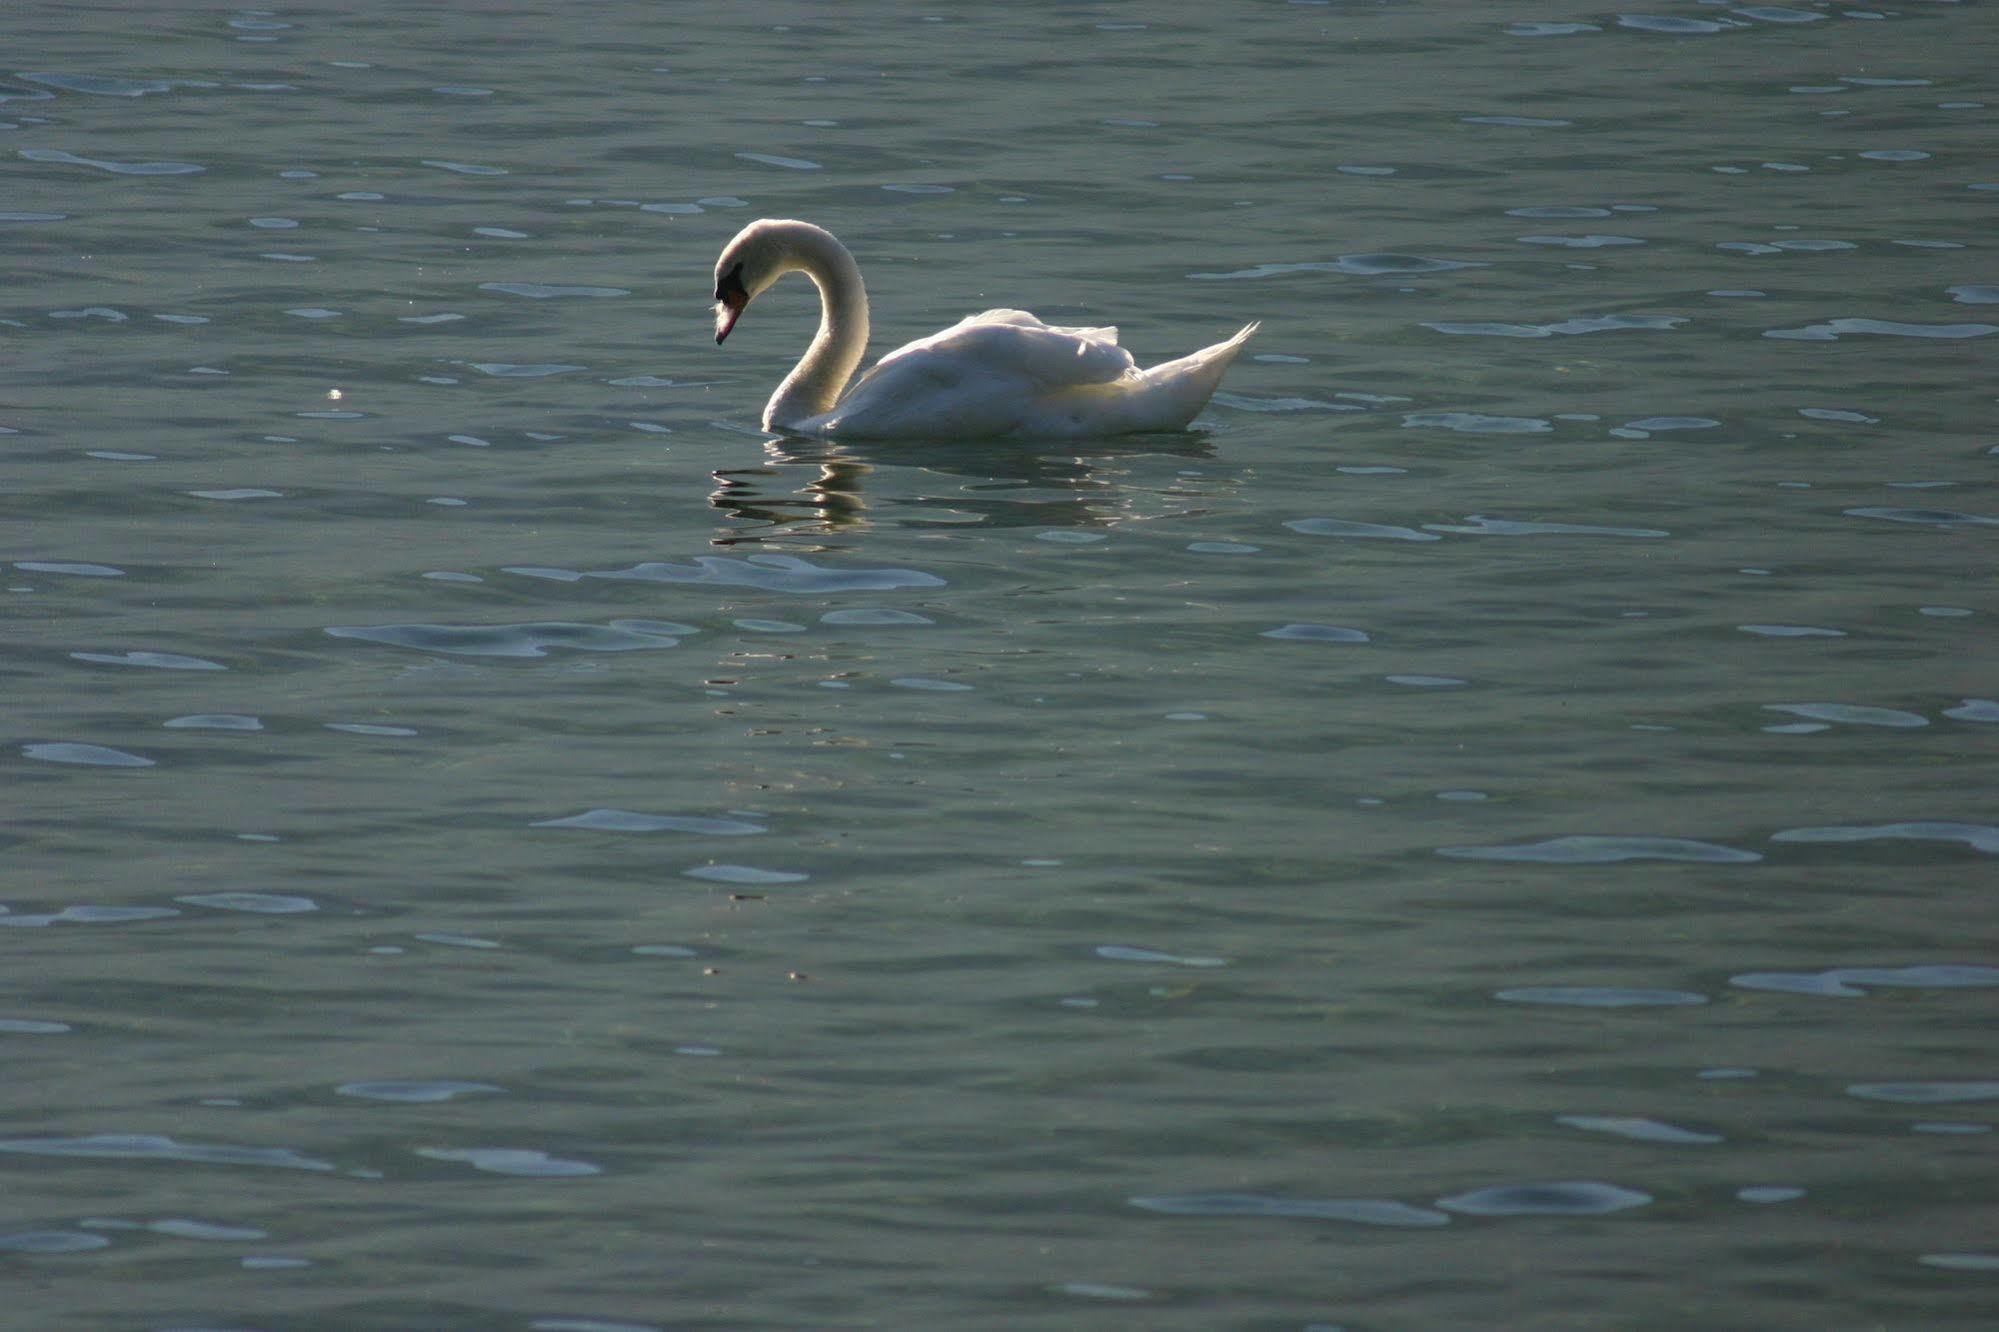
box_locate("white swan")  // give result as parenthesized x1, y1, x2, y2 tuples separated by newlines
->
(712, 218, 1257, 439)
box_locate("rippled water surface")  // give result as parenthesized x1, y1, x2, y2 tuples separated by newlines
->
(6, 2, 1997, 1327)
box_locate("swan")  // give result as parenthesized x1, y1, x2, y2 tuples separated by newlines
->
(712, 218, 1257, 439)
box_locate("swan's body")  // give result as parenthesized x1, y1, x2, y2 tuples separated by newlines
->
(712, 219, 1256, 440)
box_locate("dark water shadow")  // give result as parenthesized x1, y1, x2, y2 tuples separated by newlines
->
(707, 431, 1220, 544)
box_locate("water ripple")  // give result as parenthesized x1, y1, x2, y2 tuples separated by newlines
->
(1739, 624, 1844, 638)
(505, 554, 945, 592)
(735, 152, 821, 171)
(1732, 964, 1999, 998)
(148, 1219, 267, 1240)
(1095, 945, 1227, 968)
(1920, 1253, 1999, 1272)
(1210, 392, 1360, 413)
(1847, 1082, 1999, 1105)
(1261, 623, 1370, 643)
(176, 892, 316, 914)
(533, 809, 767, 835)
(1129, 1194, 1449, 1227)
(1556, 1115, 1723, 1144)
(16, 561, 123, 577)
(1771, 821, 1999, 854)
(1049, 1281, 1149, 1302)
(337, 1081, 503, 1103)
(1509, 205, 1613, 218)
(1622, 416, 1719, 433)
(1617, 15, 1727, 34)
(468, 362, 585, 378)
(0, 905, 180, 928)
(1498, 987, 1708, 1007)
(21, 72, 177, 96)
(325, 620, 686, 657)
(1736, 6, 1823, 21)
(416, 1147, 599, 1176)
(1438, 1180, 1653, 1215)
(1762, 703, 1927, 728)
(479, 282, 630, 299)
(20, 148, 204, 175)
(1764, 318, 1996, 341)
(682, 864, 808, 884)
(1423, 516, 1668, 538)
(1518, 233, 1641, 247)
(1402, 413, 1552, 435)
(71, 650, 225, 670)
(1442, 835, 1759, 863)
(0, 1230, 109, 1253)
(1285, 517, 1440, 541)
(820, 608, 934, 626)
(1189, 255, 1477, 280)
(1844, 506, 1999, 528)
(1425, 314, 1686, 338)
(0, 1134, 334, 1172)
(165, 713, 263, 730)
(22, 742, 154, 767)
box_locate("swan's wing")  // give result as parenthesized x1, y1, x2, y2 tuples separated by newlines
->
(854, 309, 1139, 397)
(811, 309, 1153, 438)
(938, 307, 1120, 346)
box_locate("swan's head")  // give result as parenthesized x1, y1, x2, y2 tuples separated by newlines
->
(712, 219, 792, 345)
(712, 218, 848, 344)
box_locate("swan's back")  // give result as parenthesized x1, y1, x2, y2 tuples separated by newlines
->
(877, 309, 1135, 384)
(809, 310, 1256, 440)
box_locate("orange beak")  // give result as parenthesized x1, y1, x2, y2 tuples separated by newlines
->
(714, 262, 750, 344)
(714, 296, 744, 344)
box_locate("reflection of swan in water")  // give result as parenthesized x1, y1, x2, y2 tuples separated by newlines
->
(709, 453, 872, 542)
(707, 434, 1223, 544)
(712, 218, 1257, 439)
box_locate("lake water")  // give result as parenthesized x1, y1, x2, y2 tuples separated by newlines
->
(6, 2, 1997, 1327)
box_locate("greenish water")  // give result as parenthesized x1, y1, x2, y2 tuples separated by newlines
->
(5, 3, 1996, 1328)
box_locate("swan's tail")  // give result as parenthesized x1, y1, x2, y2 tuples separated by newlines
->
(1135, 322, 1259, 429)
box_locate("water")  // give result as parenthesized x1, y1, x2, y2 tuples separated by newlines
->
(5, 2, 1996, 1327)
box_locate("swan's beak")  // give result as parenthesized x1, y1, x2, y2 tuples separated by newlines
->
(714, 296, 744, 345)
(713, 262, 750, 344)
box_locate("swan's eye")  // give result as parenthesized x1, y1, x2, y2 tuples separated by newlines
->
(714, 262, 748, 306)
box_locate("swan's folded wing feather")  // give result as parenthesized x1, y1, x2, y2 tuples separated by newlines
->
(945, 308, 1120, 345)
(854, 309, 1138, 398)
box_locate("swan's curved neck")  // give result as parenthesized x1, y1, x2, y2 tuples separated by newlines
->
(764, 225, 870, 431)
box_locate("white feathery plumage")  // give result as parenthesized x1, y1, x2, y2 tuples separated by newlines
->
(712, 219, 1256, 440)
